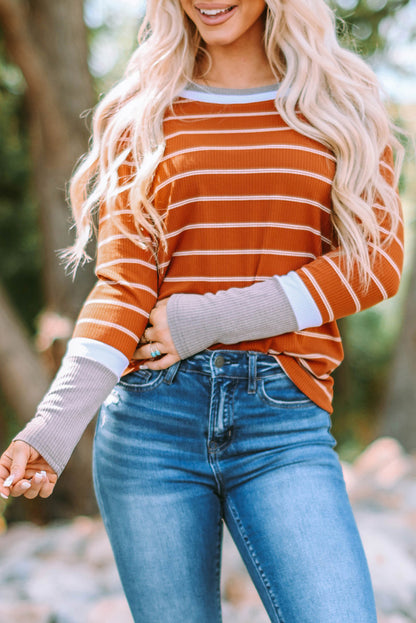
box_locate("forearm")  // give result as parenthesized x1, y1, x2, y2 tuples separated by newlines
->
(166, 275, 321, 360)
(14, 353, 118, 477)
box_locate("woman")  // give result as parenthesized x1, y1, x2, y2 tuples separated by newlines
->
(0, 1, 404, 621)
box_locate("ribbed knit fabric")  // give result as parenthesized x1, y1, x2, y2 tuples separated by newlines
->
(15, 356, 117, 476)
(167, 277, 299, 360)
(73, 92, 404, 412)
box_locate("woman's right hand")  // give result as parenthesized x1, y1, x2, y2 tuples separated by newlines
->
(0, 440, 57, 500)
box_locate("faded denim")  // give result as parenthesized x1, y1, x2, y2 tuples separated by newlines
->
(93, 350, 377, 623)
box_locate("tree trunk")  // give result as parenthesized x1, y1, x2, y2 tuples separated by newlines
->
(0, 283, 50, 426)
(0, 0, 98, 519)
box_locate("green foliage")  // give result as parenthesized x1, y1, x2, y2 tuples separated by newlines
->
(331, 0, 411, 57)
(0, 43, 43, 332)
(332, 296, 404, 457)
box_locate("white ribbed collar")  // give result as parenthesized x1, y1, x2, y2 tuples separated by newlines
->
(180, 82, 279, 104)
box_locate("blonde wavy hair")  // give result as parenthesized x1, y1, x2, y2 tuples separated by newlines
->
(66, 0, 403, 286)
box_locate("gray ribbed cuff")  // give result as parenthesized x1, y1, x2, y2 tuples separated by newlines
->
(14, 356, 117, 477)
(167, 277, 299, 360)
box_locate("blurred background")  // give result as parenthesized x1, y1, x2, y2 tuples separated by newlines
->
(0, 2, 415, 622)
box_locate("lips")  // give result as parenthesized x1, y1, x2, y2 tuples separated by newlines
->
(195, 4, 238, 25)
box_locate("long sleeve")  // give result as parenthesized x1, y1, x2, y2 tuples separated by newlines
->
(15, 355, 118, 476)
(72, 162, 159, 358)
(14, 163, 160, 475)
(296, 151, 403, 323)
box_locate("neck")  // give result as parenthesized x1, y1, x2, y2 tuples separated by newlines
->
(196, 27, 276, 89)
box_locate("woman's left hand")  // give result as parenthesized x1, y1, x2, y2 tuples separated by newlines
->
(133, 298, 180, 370)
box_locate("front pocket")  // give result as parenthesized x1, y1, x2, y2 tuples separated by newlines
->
(118, 368, 165, 393)
(258, 375, 313, 409)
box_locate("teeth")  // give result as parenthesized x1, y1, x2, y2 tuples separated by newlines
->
(199, 7, 234, 16)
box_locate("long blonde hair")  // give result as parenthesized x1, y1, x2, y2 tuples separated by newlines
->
(66, 0, 403, 285)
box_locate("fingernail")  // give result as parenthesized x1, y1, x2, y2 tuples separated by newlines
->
(4, 474, 15, 488)
(40, 471, 46, 478)
(139, 364, 148, 370)
(1, 493, 8, 500)
(33, 472, 44, 482)
(21, 482, 31, 490)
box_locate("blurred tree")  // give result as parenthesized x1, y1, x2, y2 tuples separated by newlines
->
(331, 0, 411, 57)
(380, 255, 416, 451)
(329, 0, 416, 454)
(0, 0, 97, 520)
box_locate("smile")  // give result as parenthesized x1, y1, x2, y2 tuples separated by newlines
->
(197, 6, 235, 17)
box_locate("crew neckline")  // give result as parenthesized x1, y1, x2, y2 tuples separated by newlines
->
(180, 82, 280, 104)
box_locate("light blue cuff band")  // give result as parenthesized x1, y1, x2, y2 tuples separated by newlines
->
(66, 337, 129, 378)
(277, 271, 323, 330)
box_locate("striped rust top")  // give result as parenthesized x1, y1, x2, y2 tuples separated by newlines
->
(73, 87, 404, 413)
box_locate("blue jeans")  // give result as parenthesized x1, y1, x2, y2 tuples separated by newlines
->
(93, 350, 377, 623)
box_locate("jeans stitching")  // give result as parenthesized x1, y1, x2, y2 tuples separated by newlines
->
(215, 516, 224, 623)
(225, 497, 286, 623)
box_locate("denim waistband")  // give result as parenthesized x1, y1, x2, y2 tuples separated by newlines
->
(164, 350, 284, 394)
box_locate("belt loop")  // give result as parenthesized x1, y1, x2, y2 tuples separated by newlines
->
(247, 352, 257, 394)
(163, 360, 181, 385)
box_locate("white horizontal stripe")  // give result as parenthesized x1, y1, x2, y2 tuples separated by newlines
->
(323, 256, 361, 313)
(99, 210, 132, 224)
(160, 144, 335, 164)
(155, 168, 332, 195)
(97, 258, 157, 272)
(162, 195, 331, 216)
(98, 235, 149, 252)
(66, 337, 129, 378)
(297, 357, 333, 381)
(369, 271, 388, 299)
(77, 319, 139, 342)
(164, 127, 290, 141)
(164, 276, 271, 283)
(372, 203, 403, 227)
(98, 234, 130, 247)
(294, 330, 342, 342)
(378, 226, 404, 252)
(368, 243, 402, 281)
(300, 267, 334, 322)
(276, 357, 332, 401)
(164, 221, 332, 246)
(83, 298, 149, 319)
(95, 281, 158, 298)
(172, 249, 316, 259)
(298, 361, 334, 399)
(288, 351, 342, 366)
(165, 111, 279, 121)
(278, 272, 322, 329)
(379, 161, 395, 177)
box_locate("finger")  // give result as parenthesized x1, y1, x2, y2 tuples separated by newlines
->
(9, 479, 32, 497)
(140, 353, 180, 371)
(154, 298, 168, 309)
(133, 344, 146, 359)
(135, 342, 164, 360)
(19, 471, 46, 500)
(39, 478, 56, 499)
(0, 442, 30, 498)
(144, 326, 155, 342)
(0, 454, 12, 499)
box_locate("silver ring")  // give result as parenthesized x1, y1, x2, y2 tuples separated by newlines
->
(150, 348, 161, 358)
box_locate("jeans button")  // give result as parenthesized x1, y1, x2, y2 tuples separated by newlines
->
(214, 355, 225, 367)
